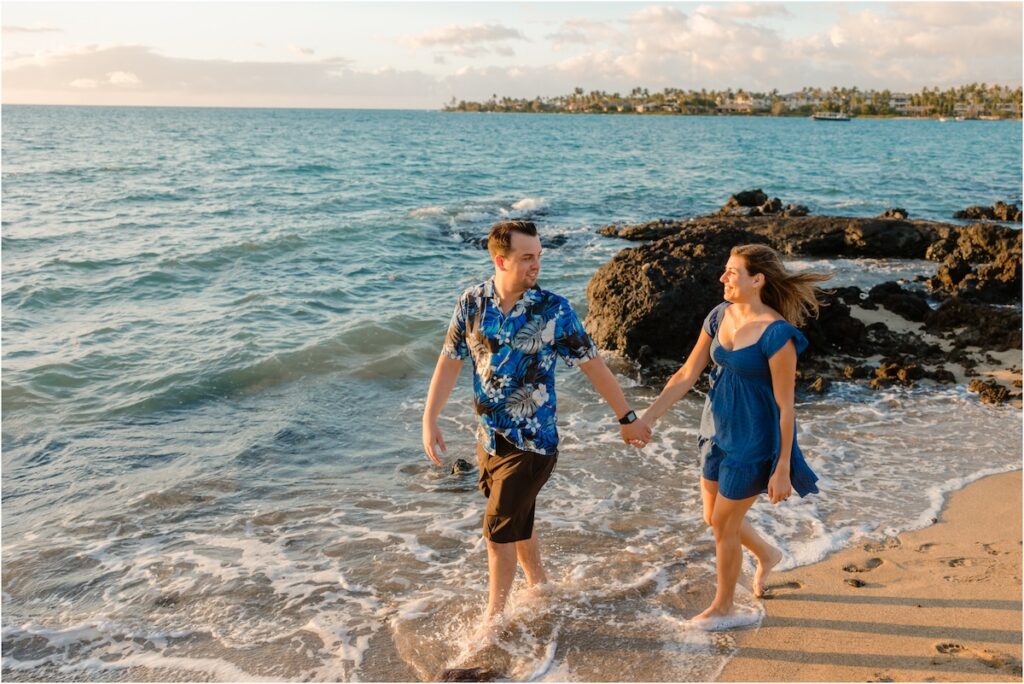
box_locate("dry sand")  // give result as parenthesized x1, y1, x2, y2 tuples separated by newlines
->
(717, 470, 1023, 682)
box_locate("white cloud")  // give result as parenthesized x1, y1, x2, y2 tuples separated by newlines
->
(4, 45, 437, 108)
(401, 22, 527, 62)
(3, 4, 1020, 109)
(545, 19, 623, 50)
(403, 23, 526, 49)
(3, 24, 62, 34)
(107, 71, 140, 86)
(288, 44, 316, 57)
(531, 2, 1021, 94)
(716, 3, 789, 19)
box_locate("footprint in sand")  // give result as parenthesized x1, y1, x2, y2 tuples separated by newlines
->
(863, 537, 901, 552)
(760, 580, 802, 598)
(974, 649, 1024, 677)
(935, 642, 965, 654)
(843, 557, 883, 573)
(934, 642, 1023, 677)
(940, 556, 996, 582)
(916, 543, 936, 553)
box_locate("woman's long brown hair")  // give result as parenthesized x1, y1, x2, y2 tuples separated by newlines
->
(731, 244, 832, 327)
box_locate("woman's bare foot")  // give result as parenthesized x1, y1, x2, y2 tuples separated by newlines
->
(469, 613, 505, 646)
(690, 604, 761, 631)
(753, 546, 783, 598)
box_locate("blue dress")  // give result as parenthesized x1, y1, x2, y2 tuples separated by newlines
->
(698, 302, 820, 501)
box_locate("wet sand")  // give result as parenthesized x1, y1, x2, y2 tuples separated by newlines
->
(718, 470, 1023, 682)
(846, 304, 1023, 408)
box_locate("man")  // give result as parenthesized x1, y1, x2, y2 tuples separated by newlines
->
(421, 220, 652, 635)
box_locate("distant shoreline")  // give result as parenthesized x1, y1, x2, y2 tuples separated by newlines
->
(442, 110, 1021, 120)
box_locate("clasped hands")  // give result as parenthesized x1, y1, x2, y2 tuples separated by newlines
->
(620, 411, 654, 449)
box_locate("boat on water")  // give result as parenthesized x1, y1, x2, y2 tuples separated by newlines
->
(811, 112, 851, 121)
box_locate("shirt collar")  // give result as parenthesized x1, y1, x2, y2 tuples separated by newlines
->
(484, 277, 542, 306)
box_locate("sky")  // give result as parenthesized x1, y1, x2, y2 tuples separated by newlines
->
(2, 1, 1021, 109)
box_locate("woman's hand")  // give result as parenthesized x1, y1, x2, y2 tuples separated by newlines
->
(640, 407, 657, 428)
(767, 467, 793, 504)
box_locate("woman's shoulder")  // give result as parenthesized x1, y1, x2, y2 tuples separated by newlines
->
(760, 318, 809, 358)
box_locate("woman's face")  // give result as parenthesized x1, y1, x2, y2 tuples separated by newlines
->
(720, 255, 763, 303)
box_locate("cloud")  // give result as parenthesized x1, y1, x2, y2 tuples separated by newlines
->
(4, 45, 438, 108)
(3, 4, 1020, 110)
(288, 44, 316, 57)
(401, 22, 526, 60)
(3, 24, 62, 34)
(545, 19, 623, 50)
(532, 2, 1021, 94)
(403, 23, 526, 49)
(107, 71, 140, 86)
(706, 3, 789, 19)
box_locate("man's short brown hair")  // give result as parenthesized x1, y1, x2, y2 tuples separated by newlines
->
(487, 221, 538, 257)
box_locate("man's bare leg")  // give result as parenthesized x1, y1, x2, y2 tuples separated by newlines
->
(514, 532, 547, 586)
(485, 539, 518, 621)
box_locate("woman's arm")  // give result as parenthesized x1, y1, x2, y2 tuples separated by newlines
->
(641, 330, 714, 427)
(767, 340, 798, 503)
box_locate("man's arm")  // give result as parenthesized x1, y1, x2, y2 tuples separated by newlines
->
(578, 355, 652, 447)
(422, 355, 463, 465)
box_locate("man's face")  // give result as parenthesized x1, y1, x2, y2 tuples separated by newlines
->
(497, 232, 542, 289)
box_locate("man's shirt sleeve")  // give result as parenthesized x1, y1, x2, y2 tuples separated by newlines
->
(441, 296, 469, 360)
(554, 301, 599, 367)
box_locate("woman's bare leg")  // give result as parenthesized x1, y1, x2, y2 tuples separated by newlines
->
(700, 478, 782, 597)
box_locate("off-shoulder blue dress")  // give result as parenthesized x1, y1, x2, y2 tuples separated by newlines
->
(698, 302, 820, 501)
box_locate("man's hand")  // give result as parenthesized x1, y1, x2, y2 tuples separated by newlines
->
(767, 466, 792, 504)
(620, 418, 652, 449)
(422, 421, 447, 466)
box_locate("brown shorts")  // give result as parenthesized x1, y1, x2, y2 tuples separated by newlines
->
(476, 434, 557, 543)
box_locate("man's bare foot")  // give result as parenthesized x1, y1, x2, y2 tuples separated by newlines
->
(689, 605, 761, 631)
(753, 546, 783, 598)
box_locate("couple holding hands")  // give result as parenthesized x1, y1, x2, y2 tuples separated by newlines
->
(422, 220, 825, 634)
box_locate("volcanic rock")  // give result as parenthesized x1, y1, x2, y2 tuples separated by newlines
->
(954, 201, 1022, 223)
(585, 226, 768, 362)
(867, 282, 931, 322)
(924, 223, 1022, 303)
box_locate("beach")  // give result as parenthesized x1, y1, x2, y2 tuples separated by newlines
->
(719, 470, 1022, 682)
(2, 107, 1021, 681)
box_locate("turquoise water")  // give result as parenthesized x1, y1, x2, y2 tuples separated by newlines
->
(2, 106, 1021, 681)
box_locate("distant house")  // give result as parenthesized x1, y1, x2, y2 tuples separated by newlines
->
(716, 93, 762, 113)
(781, 93, 823, 108)
(954, 103, 982, 117)
(902, 104, 931, 116)
(889, 93, 912, 112)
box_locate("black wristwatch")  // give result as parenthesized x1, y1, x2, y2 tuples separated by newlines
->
(618, 410, 638, 425)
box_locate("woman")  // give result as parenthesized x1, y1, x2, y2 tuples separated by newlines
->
(642, 244, 829, 631)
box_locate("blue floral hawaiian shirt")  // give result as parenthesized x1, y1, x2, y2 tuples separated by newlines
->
(442, 277, 599, 456)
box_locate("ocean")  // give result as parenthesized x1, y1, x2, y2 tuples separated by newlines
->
(2, 106, 1022, 681)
